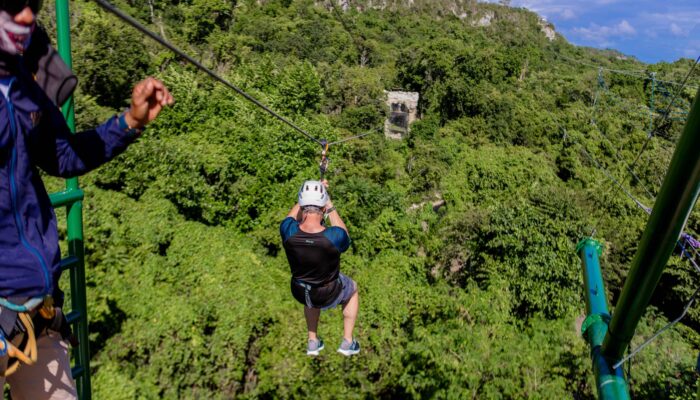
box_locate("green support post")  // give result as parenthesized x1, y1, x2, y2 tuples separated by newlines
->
(577, 239, 630, 400)
(649, 72, 656, 135)
(54, 1, 92, 398)
(602, 87, 700, 362)
(697, 354, 700, 400)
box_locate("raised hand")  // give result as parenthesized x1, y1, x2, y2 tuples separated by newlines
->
(124, 77, 174, 129)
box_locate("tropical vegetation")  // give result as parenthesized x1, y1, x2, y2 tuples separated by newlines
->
(38, 0, 700, 398)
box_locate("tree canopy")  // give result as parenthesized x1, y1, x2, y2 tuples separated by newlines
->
(40, 0, 700, 398)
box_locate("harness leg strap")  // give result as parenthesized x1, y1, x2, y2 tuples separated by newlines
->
(301, 282, 314, 308)
(1, 312, 38, 377)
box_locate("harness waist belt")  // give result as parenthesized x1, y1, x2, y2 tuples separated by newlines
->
(293, 277, 341, 308)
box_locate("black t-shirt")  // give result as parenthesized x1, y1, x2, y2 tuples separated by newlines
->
(280, 217, 350, 285)
(280, 217, 351, 306)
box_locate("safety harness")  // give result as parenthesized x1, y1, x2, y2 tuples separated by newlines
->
(0, 296, 75, 377)
(294, 279, 316, 308)
(292, 277, 342, 309)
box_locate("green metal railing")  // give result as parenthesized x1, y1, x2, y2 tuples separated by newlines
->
(51, 1, 92, 398)
(577, 239, 630, 399)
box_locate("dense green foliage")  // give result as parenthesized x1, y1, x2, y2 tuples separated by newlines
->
(39, 0, 700, 398)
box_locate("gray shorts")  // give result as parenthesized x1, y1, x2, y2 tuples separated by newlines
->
(320, 273, 357, 311)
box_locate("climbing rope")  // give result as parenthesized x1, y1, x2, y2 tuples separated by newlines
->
(0, 313, 38, 377)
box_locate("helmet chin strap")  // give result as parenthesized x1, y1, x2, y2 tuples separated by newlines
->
(0, 11, 33, 56)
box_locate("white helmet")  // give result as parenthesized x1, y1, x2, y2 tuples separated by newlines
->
(298, 180, 329, 208)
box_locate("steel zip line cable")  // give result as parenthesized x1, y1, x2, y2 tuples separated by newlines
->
(557, 54, 700, 89)
(328, 127, 381, 145)
(629, 55, 700, 170)
(92, 0, 323, 145)
(612, 286, 700, 370)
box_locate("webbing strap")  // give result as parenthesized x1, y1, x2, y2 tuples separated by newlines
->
(0, 297, 43, 313)
(0, 312, 38, 377)
(295, 280, 315, 308)
(294, 277, 342, 309)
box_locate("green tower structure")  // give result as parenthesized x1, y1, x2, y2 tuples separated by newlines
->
(50, 0, 92, 398)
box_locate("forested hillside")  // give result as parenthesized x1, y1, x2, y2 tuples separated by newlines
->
(40, 0, 700, 398)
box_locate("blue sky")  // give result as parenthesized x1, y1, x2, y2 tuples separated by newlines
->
(482, 0, 700, 64)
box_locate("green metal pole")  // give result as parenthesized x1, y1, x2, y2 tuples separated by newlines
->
(697, 354, 700, 400)
(55, 1, 92, 399)
(649, 73, 656, 135)
(577, 239, 630, 400)
(602, 87, 700, 361)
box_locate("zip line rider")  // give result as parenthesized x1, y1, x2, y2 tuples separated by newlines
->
(280, 180, 360, 356)
(0, 1, 173, 398)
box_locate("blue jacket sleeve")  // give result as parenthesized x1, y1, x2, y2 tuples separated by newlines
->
(280, 217, 299, 242)
(324, 227, 351, 253)
(31, 103, 139, 178)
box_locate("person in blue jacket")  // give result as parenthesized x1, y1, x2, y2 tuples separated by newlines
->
(280, 180, 360, 357)
(0, 1, 173, 398)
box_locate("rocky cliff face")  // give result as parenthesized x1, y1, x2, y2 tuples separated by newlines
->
(538, 18, 557, 41)
(316, 0, 559, 41)
(319, 0, 478, 14)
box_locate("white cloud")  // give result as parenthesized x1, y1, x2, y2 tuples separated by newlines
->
(636, 11, 699, 45)
(478, 0, 699, 62)
(572, 20, 637, 45)
(617, 20, 636, 35)
(560, 8, 576, 20)
(670, 23, 686, 37)
(641, 11, 700, 26)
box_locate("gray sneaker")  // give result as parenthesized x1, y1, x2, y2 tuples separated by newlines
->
(307, 338, 324, 356)
(337, 339, 360, 356)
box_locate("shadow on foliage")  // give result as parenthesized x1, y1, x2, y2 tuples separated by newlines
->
(239, 317, 275, 397)
(630, 368, 697, 399)
(88, 297, 127, 355)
